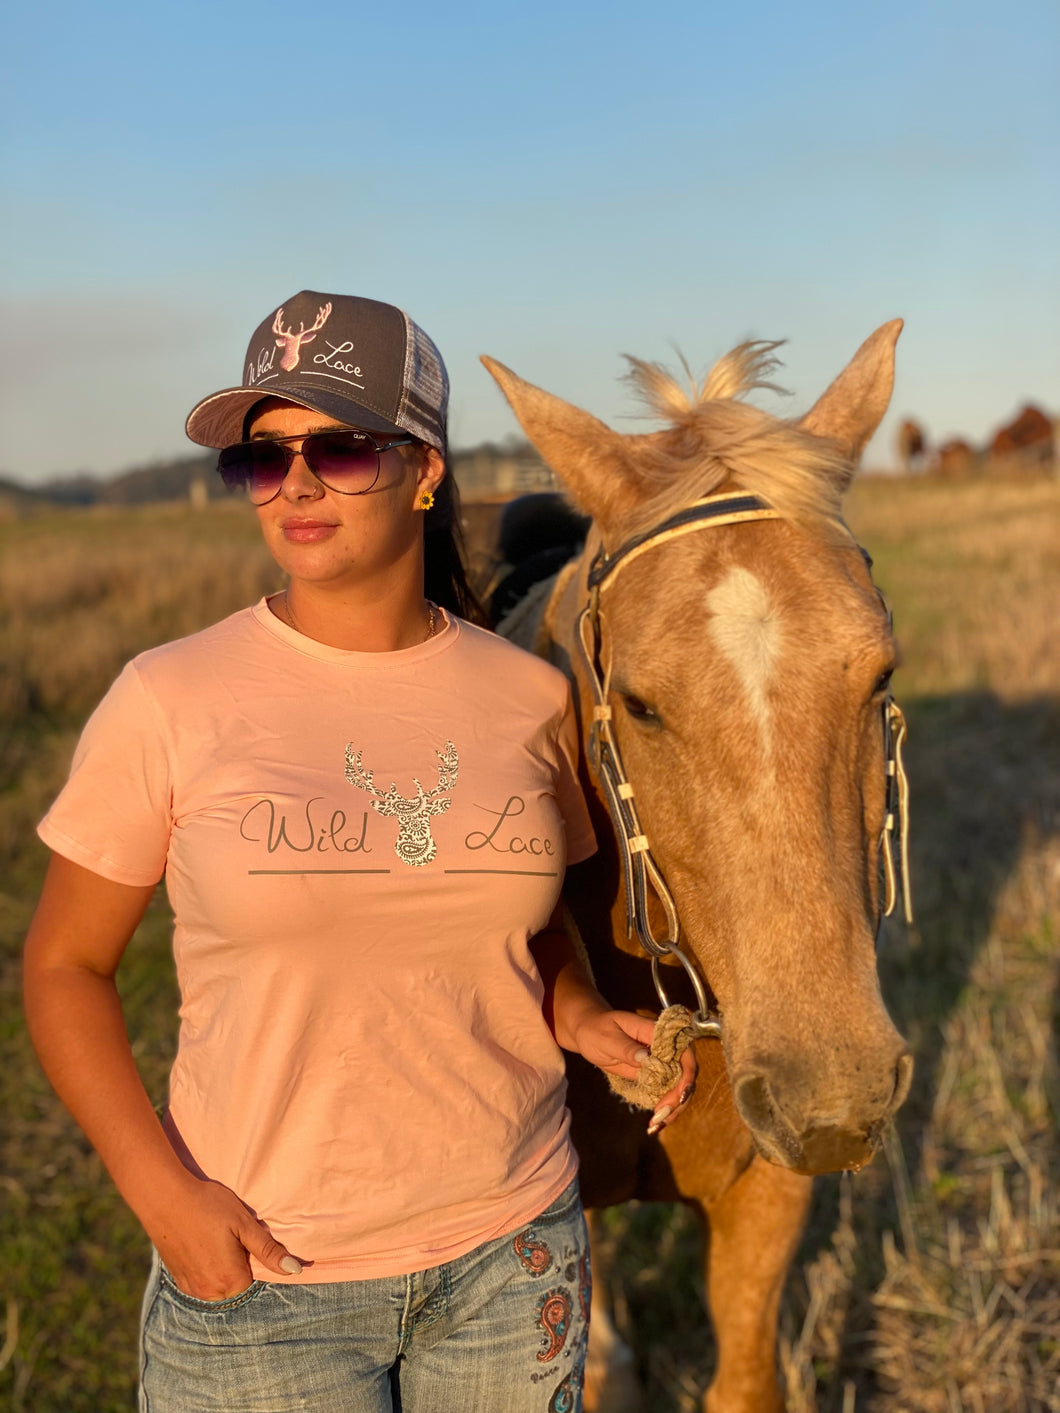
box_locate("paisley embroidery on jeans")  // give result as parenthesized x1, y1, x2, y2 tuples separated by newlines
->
(536, 1288, 572, 1362)
(577, 1248, 591, 1324)
(549, 1372, 577, 1413)
(513, 1229, 551, 1276)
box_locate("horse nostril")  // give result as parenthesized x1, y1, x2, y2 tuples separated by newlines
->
(891, 1050, 914, 1110)
(733, 1071, 775, 1131)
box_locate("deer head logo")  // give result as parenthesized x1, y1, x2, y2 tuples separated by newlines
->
(273, 302, 333, 372)
(344, 740, 459, 868)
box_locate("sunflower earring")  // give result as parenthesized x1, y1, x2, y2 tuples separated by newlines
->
(418, 490, 436, 511)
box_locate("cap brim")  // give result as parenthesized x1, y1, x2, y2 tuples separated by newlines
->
(186, 384, 406, 449)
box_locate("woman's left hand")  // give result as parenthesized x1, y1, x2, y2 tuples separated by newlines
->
(571, 1007, 699, 1133)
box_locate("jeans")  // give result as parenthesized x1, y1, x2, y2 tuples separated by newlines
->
(139, 1179, 589, 1412)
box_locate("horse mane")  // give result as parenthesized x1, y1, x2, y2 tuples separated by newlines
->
(619, 342, 851, 536)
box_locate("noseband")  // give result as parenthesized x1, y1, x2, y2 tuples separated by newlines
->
(575, 491, 913, 1041)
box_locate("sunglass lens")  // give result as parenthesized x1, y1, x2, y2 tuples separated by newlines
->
(217, 442, 287, 504)
(304, 432, 380, 494)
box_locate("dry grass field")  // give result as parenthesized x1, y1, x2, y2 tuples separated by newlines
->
(1, 476, 1057, 1411)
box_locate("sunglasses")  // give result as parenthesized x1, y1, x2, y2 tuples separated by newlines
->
(217, 429, 414, 505)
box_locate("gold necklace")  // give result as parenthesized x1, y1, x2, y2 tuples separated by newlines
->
(278, 591, 302, 635)
(279, 592, 437, 642)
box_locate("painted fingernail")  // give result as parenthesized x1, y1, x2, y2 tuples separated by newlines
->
(634, 1048, 650, 1064)
(679, 1085, 695, 1106)
(647, 1104, 673, 1135)
(279, 1255, 303, 1275)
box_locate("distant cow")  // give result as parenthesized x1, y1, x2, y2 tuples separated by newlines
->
(935, 438, 977, 477)
(896, 418, 926, 472)
(989, 404, 1055, 465)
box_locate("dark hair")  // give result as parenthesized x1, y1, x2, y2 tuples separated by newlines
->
(424, 457, 489, 627)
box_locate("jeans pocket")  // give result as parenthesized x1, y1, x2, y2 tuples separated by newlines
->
(509, 1178, 589, 1298)
(158, 1262, 267, 1314)
(531, 1177, 582, 1227)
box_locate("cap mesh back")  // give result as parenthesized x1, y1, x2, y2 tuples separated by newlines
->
(399, 313, 448, 450)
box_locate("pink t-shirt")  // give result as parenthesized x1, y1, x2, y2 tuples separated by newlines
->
(39, 602, 595, 1281)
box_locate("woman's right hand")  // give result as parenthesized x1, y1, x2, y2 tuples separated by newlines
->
(146, 1173, 303, 1300)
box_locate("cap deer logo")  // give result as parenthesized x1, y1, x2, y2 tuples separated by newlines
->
(273, 302, 333, 372)
(344, 741, 459, 868)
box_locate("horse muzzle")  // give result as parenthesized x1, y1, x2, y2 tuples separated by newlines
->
(731, 1048, 914, 1176)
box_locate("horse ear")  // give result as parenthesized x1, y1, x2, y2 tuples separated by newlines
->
(480, 356, 638, 524)
(798, 320, 903, 475)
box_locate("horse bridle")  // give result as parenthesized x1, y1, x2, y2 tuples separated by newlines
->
(575, 490, 914, 1041)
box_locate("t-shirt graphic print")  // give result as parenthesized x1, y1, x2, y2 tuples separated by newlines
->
(344, 738, 459, 867)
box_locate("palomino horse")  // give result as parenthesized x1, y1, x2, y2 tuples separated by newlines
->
(482, 321, 914, 1413)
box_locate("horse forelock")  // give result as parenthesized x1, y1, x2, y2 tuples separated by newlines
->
(618, 342, 851, 539)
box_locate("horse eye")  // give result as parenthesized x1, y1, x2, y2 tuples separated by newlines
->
(874, 668, 894, 696)
(621, 693, 658, 722)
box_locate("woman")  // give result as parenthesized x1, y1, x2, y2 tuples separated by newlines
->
(23, 291, 694, 1412)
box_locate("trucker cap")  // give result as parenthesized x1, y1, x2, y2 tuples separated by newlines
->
(185, 291, 448, 452)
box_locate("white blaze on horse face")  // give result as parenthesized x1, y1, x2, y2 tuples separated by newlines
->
(706, 567, 782, 743)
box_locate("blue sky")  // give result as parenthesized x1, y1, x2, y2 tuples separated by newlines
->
(2, 0, 1057, 481)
